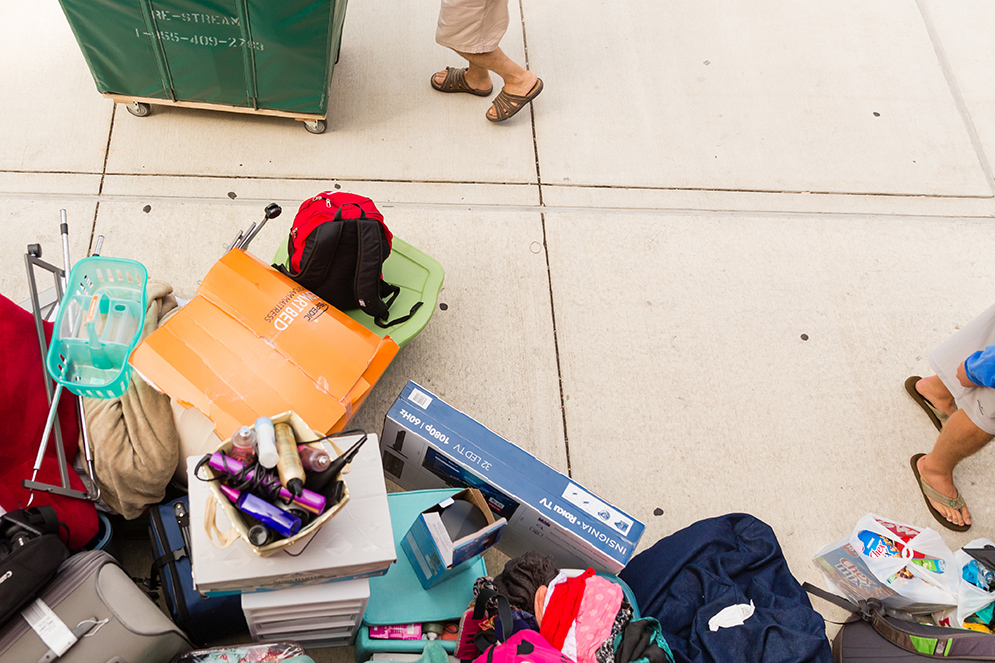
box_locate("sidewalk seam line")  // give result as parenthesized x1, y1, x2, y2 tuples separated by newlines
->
(518, 0, 543, 204)
(4, 170, 988, 200)
(89, 104, 117, 254)
(916, 0, 995, 194)
(4, 190, 992, 222)
(539, 211, 571, 477)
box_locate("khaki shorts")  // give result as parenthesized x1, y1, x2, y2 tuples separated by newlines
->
(436, 0, 509, 54)
(929, 301, 995, 435)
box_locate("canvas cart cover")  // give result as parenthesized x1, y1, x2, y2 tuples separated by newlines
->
(57, 0, 347, 114)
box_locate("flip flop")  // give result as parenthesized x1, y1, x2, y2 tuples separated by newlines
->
(431, 67, 493, 97)
(487, 78, 543, 123)
(910, 453, 970, 532)
(904, 376, 945, 432)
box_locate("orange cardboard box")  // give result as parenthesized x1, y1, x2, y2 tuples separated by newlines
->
(131, 249, 399, 436)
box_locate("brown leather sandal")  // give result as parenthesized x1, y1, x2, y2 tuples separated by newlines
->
(487, 78, 543, 123)
(905, 376, 946, 432)
(431, 67, 493, 96)
(910, 453, 970, 532)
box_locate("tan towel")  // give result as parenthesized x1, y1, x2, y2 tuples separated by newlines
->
(83, 281, 180, 519)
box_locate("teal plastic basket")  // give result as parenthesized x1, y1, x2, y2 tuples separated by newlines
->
(46, 256, 148, 399)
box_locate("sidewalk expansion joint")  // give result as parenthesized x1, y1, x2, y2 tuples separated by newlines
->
(2, 190, 993, 223)
(916, 0, 995, 194)
(539, 211, 570, 477)
(89, 104, 117, 254)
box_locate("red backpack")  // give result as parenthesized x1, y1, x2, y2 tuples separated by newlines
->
(278, 192, 421, 327)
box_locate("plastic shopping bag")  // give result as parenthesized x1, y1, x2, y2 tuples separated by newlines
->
(932, 539, 995, 629)
(813, 513, 957, 614)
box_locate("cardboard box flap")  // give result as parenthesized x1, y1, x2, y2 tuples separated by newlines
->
(132, 250, 398, 436)
(197, 251, 387, 382)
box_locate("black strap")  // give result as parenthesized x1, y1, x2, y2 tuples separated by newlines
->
(146, 547, 187, 592)
(803, 582, 994, 659)
(802, 582, 860, 613)
(375, 300, 422, 328)
(470, 588, 516, 655)
(332, 201, 368, 222)
(353, 217, 390, 319)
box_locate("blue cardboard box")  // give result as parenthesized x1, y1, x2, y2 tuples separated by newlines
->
(401, 488, 506, 589)
(381, 382, 644, 573)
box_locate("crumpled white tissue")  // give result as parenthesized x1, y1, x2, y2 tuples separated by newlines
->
(708, 600, 755, 632)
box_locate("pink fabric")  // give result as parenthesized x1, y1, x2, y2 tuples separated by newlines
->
(573, 576, 623, 663)
(472, 630, 575, 663)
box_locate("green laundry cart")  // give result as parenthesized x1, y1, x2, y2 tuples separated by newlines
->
(57, 0, 349, 133)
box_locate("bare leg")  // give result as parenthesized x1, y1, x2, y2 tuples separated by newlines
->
(917, 409, 992, 526)
(915, 375, 957, 415)
(433, 47, 538, 119)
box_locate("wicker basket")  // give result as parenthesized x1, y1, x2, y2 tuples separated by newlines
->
(201, 411, 351, 557)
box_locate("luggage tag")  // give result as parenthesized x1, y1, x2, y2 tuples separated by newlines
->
(23, 598, 105, 662)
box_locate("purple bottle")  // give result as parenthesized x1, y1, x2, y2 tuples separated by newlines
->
(219, 485, 301, 539)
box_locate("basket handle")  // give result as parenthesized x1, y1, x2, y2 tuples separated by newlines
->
(204, 494, 241, 549)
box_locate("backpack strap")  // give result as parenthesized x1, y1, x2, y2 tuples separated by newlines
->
(471, 588, 515, 654)
(336, 202, 424, 327)
(351, 211, 392, 321)
(804, 582, 995, 659)
(802, 582, 862, 614)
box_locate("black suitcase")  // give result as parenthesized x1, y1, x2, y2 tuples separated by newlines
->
(148, 496, 247, 645)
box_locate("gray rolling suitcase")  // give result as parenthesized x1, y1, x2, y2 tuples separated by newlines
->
(0, 550, 192, 663)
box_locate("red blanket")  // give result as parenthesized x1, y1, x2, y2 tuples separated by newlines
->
(0, 294, 97, 549)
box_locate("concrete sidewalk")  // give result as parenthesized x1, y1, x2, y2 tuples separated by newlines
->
(4, 0, 995, 653)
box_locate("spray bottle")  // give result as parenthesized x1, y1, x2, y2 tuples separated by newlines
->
(255, 417, 279, 469)
(274, 423, 306, 497)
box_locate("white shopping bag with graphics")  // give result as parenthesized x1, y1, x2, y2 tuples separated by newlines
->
(849, 514, 957, 610)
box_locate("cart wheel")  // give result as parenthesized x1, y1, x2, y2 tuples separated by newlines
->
(304, 119, 327, 135)
(126, 102, 151, 117)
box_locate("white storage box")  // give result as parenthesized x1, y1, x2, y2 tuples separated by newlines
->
(188, 433, 395, 596)
(242, 578, 370, 648)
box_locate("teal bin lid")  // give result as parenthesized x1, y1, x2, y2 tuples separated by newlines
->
(365, 489, 486, 625)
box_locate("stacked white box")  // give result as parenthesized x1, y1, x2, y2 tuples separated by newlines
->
(241, 578, 370, 648)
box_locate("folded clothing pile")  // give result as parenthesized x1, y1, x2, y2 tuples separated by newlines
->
(459, 552, 673, 663)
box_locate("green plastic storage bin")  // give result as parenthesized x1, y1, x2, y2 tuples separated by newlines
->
(273, 236, 444, 349)
(46, 256, 148, 399)
(57, 0, 349, 132)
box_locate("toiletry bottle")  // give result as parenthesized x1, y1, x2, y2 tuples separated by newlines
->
(219, 484, 301, 539)
(298, 444, 331, 472)
(247, 524, 272, 547)
(208, 452, 326, 513)
(228, 426, 257, 464)
(255, 417, 279, 469)
(274, 423, 306, 497)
